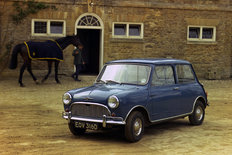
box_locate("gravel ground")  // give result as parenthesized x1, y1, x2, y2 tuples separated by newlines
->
(0, 71, 232, 155)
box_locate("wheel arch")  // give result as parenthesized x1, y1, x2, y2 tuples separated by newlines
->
(188, 96, 207, 115)
(125, 106, 151, 127)
(196, 96, 207, 108)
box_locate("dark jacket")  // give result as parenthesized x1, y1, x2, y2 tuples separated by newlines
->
(72, 48, 83, 65)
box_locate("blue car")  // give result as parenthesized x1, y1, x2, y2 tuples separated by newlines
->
(62, 59, 208, 142)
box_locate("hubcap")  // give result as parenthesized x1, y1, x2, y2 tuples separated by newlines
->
(195, 106, 203, 121)
(133, 118, 142, 136)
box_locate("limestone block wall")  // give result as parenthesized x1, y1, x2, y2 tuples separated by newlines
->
(1, 0, 232, 79)
(105, 5, 232, 79)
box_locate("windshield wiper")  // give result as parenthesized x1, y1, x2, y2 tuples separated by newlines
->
(105, 80, 121, 84)
(96, 79, 106, 84)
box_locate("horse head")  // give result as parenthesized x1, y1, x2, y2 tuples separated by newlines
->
(55, 35, 82, 50)
(71, 35, 82, 47)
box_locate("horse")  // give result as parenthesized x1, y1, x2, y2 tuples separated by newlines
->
(9, 35, 81, 87)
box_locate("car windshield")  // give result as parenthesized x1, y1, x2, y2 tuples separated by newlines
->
(96, 63, 151, 85)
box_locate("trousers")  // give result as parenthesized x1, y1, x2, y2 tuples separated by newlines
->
(72, 64, 82, 80)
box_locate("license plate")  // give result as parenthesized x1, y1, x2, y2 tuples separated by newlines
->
(74, 121, 98, 130)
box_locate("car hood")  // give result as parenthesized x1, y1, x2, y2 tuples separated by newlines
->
(69, 84, 137, 104)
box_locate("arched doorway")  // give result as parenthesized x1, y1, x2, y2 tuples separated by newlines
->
(75, 13, 104, 75)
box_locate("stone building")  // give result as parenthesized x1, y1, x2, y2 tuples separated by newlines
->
(1, 0, 232, 79)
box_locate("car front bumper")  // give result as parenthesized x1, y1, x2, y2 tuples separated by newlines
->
(62, 111, 126, 127)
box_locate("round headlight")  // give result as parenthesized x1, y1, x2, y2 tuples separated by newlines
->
(108, 95, 119, 109)
(63, 93, 72, 105)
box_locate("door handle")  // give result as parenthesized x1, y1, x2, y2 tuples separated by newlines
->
(150, 94, 157, 97)
(173, 87, 179, 90)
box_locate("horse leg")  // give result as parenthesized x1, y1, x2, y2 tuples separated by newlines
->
(41, 61, 52, 83)
(19, 63, 27, 87)
(27, 60, 39, 84)
(55, 61, 60, 84)
(18, 44, 32, 87)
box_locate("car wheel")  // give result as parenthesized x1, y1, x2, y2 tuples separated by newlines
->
(189, 101, 205, 125)
(125, 111, 144, 142)
(68, 121, 86, 135)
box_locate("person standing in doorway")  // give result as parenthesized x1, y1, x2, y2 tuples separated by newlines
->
(72, 44, 85, 81)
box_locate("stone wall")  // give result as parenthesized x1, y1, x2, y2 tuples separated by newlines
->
(1, 0, 232, 79)
(105, 4, 232, 79)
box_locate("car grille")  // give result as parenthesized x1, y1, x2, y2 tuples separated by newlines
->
(71, 103, 111, 118)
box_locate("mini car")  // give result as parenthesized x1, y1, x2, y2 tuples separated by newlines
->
(62, 58, 208, 142)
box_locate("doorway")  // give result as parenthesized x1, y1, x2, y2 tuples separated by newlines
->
(77, 29, 100, 75)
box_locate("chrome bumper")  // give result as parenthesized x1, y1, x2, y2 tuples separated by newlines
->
(62, 112, 126, 127)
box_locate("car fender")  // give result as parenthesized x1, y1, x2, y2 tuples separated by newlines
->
(124, 105, 151, 123)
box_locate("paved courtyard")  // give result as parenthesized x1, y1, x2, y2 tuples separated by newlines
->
(0, 72, 232, 155)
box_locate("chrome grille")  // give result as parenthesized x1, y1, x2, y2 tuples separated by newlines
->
(71, 103, 111, 118)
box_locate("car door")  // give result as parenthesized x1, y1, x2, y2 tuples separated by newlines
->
(148, 65, 182, 121)
(175, 64, 200, 114)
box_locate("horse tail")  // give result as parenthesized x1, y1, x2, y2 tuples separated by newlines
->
(9, 44, 22, 69)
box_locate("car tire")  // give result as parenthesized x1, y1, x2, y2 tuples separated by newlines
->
(189, 101, 205, 125)
(125, 111, 144, 142)
(68, 121, 86, 135)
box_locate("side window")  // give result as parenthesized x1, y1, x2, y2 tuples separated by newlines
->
(126, 65, 150, 84)
(176, 65, 195, 83)
(152, 66, 175, 86)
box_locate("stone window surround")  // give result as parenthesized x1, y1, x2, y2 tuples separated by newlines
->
(187, 25, 216, 42)
(31, 19, 66, 37)
(112, 22, 144, 39)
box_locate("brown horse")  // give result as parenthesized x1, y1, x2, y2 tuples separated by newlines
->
(9, 35, 81, 87)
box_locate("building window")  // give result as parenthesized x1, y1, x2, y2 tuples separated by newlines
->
(32, 19, 66, 36)
(34, 21, 47, 34)
(78, 15, 100, 26)
(50, 22, 64, 34)
(187, 26, 216, 42)
(114, 24, 126, 36)
(112, 22, 143, 39)
(129, 25, 141, 36)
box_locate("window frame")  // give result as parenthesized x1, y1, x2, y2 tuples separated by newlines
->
(187, 25, 216, 42)
(31, 19, 66, 37)
(112, 22, 144, 39)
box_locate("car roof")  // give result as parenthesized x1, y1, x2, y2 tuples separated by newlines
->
(107, 58, 191, 65)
